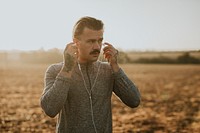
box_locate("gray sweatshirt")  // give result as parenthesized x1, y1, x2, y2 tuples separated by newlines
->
(40, 61, 140, 133)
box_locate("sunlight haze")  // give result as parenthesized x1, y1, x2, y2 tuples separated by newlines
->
(0, 0, 200, 51)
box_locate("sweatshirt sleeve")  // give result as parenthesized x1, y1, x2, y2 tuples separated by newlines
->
(113, 68, 141, 108)
(40, 64, 71, 118)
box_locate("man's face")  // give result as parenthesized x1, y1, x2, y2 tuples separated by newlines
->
(75, 27, 104, 63)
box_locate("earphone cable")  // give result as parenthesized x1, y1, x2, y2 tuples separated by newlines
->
(78, 61, 101, 133)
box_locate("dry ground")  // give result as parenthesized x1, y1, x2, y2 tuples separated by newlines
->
(0, 63, 200, 133)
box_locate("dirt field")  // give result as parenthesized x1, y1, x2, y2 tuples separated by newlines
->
(0, 63, 200, 133)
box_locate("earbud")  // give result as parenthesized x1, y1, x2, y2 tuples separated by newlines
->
(78, 63, 81, 70)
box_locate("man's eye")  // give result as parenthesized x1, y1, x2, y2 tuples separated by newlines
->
(89, 40, 95, 43)
(98, 40, 103, 43)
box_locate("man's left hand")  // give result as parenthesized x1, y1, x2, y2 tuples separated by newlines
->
(103, 42, 120, 72)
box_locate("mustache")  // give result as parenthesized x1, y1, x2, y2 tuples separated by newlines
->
(90, 49, 100, 55)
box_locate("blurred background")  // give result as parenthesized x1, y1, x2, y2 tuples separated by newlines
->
(0, 0, 200, 132)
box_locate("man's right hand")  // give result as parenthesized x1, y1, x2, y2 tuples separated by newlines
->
(61, 42, 78, 74)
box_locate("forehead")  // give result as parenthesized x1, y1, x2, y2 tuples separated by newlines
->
(80, 27, 104, 40)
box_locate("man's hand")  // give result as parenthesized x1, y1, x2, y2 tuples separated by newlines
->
(61, 42, 78, 75)
(103, 42, 120, 72)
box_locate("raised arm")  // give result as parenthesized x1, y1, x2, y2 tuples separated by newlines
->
(40, 42, 78, 117)
(113, 69, 140, 108)
(40, 64, 71, 117)
(103, 42, 140, 108)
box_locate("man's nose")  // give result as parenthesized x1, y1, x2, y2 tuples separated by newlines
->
(93, 42, 101, 50)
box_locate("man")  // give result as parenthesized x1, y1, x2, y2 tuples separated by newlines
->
(40, 16, 140, 133)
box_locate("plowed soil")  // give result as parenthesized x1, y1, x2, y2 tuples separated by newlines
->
(0, 64, 200, 133)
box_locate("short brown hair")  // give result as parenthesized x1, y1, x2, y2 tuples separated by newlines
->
(72, 16, 104, 39)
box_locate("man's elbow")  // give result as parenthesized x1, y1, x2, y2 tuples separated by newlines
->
(40, 100, 58, 118)
(127, 97, 140, 108)
(131, 99, 140, 108)
(43, 108, 57, 118)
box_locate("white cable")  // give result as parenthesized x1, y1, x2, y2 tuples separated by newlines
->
(98, 43, 105, 62)
(78, 62, 101, 133)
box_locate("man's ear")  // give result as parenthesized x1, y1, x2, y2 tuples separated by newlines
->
(73, 38, 79, 46)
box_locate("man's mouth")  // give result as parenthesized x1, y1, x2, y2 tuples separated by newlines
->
(90, 50, 100, 55)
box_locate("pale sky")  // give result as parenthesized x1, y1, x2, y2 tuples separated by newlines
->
(0, 0, 200, 51)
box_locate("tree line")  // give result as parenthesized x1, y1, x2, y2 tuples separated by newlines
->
(0, 49, 200, 64)
(133, 52, 200, 64)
